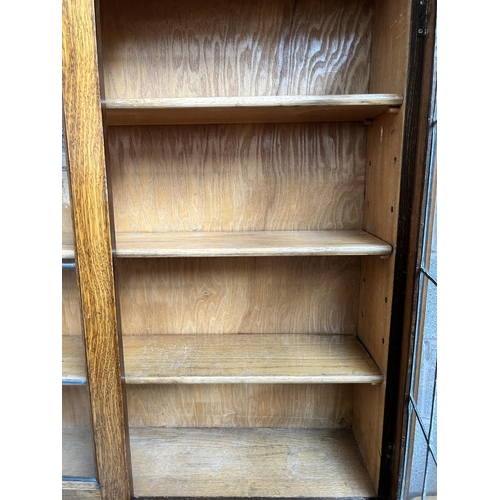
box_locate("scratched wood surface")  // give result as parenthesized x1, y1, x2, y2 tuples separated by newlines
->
(129, 427, 376, 497)
(106, 123, 365, 232)
(115, 256, 360, 335)
(106, 94, 402, 126)
(99, 0, 372, 99)
(125, 383, 353, 429)
(122, 334, 382, 384)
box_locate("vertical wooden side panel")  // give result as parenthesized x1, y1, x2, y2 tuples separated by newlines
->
(353, 0, 413, 491)
(62, 0, 130, 498)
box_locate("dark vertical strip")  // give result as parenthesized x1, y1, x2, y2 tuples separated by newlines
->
(378, 0, 436, 498)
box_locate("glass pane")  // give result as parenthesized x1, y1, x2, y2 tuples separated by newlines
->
(423, 452, 437, 499)
(406, 409, 428, 500)
(412, 277, 437, 434)
(430, 386, 437, 460)
(62, 128, 96, 480)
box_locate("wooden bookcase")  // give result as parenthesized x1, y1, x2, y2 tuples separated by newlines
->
(62, 0, 433, 498)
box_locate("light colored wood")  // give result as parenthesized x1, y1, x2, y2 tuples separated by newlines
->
(107, 230, 391, 258)
(352, 0, 413, 490)
(62, 481, 101, 500)
(115, 256, 360, 335)
(106, 94, 403, 125)
(63, 229, 390, 259)
(62, 0, 130, 496)
(62, 266, 82, 336)
(63, 385, 92, 427)
(65, 333, 381, 384)
(62, 427, 96, 479)
(126, 383, 353, 428)
(100, 0, 372, 99)
(122, 334, 382, 384)
(106, 123, 366, 233)
(63, 337, 86, 384)
(129, 427, 376, 498)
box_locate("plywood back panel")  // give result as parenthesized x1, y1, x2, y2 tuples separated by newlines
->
(115, 257, 360, 335)
(100, 0, 372, 99)
(126, 384, 353, 428)
(106, 123, 365, 232)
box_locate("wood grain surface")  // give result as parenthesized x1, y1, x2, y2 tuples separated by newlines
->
(63, 0, 130, 496)
(62, 481, 101, 500)
(115, 256, 360, 335)
(352, 0, 413, 489)
(128, 427, 376, 497)
(125, 383, 352, 429)
(122, 334, 382, 384)
(106, 94, 402, 125)
(100, 0, 372, 99)
(106, 123, 366, 232)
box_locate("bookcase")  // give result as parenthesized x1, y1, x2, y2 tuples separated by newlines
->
(62, 0, 433, 498)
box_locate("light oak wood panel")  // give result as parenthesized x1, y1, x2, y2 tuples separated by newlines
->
(62, 427, 96, 479)
(64, 333, 382, 384)
(63, 229, 391, 259)
(62, 267, 82, 336)
(353, 0, 413, 490)
(63, 336, 87, 384)
(63, 0, 130, 496)
(126, 383, 352, 429)
(129, 427, 376, 498)
(122, 334, 382, 384)
(115, 256, 360, 335)
(100, 0, 372, 99)
(63, 385, 93, 427)
(106, 94, 403, 126)
(107, 123, 366, 232)
(62, 481, 101, 500)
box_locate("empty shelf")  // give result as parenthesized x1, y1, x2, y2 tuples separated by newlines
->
(123, 334, 383, 384)
(62, 230, 392, 259)
(129, 427, 376, 498)
(105, 94, 403, 126)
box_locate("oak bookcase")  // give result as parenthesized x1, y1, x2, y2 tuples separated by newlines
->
(62, 0, 434, 498)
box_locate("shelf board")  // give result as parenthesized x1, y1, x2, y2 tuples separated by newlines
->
(129, 427, 376, 498)
(62, 230, 391, 259)
(63, 334, 382, 385)
(124, 334, 382, 384)
(105, 94, 403, 126)
(63, 336, 86, 384)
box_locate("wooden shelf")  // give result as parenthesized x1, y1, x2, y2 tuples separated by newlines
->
(62, 427, 96, 479)
(129, 427, 376, 498)
(63, 334, 382, 385)
(62, 230, 391, 259)
(105, 94, 403, 126)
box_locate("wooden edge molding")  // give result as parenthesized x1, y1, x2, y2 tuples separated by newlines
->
(62, 0, 131, 498)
